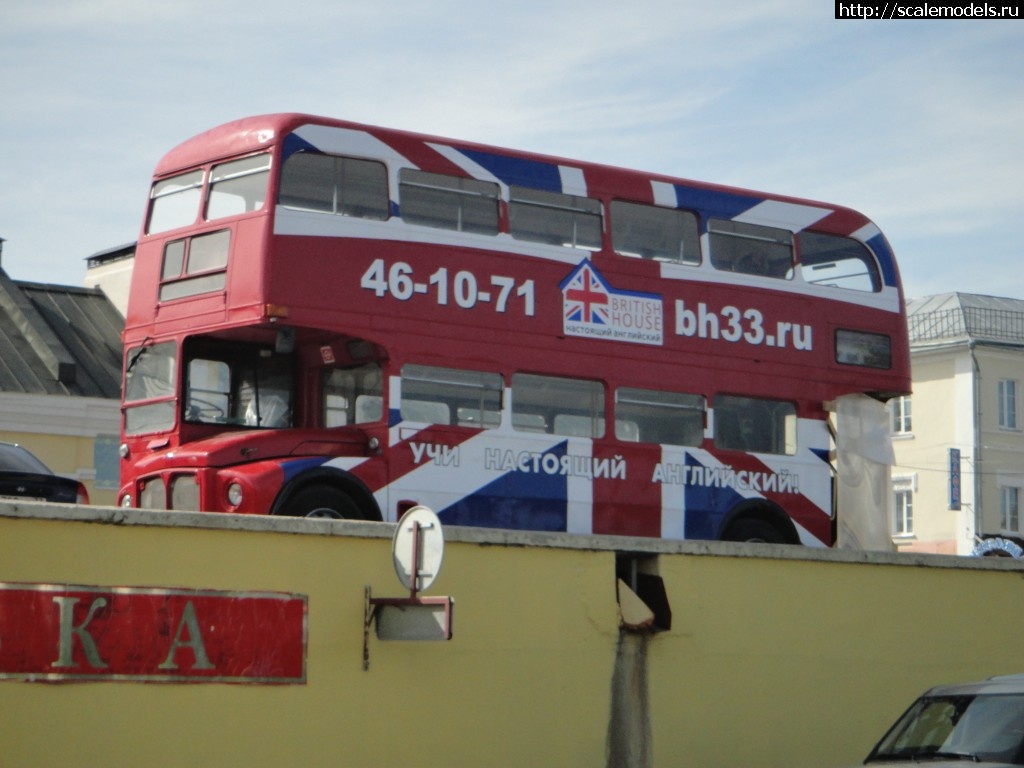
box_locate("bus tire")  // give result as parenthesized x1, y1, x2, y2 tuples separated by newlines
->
(282, 486, 363, 520)
(722, 518, 788, 544)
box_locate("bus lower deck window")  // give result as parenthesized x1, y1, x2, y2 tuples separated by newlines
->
(713, 395, 796, 455)
(615, 387, 705, 445)
(400, 364, 502, 428)
(512, 373, 605, 438)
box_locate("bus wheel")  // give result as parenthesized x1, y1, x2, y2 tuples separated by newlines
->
(722, 518, 787, 544)
(285, 486, 362, 520)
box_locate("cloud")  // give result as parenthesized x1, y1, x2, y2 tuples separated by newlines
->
(0, 0, 1021, 300)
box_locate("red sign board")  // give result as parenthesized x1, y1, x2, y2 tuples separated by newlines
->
(0, 583, 307, 683)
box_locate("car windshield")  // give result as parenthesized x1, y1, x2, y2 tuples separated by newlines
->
(868, 693, 1024, 764)
(0, 443, 52, 474)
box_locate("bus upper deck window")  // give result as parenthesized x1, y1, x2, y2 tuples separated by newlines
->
(399, 169, 499, 235)
(611, 201, 700, 265)
(709, 219, 793, 279)
(799, 231, 882, 292)
(147, 170, 204, 234)
(509, 186, 603, 251)
(206, 154, 271, 221)
(279, 152, 389, 220)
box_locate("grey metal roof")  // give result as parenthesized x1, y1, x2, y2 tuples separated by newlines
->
(0, 267, 123, 398)
(85, 241, 135, 270)
(907, 292, 1024, 348)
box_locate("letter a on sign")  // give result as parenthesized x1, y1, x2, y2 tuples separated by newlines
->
(158, 601, 215, 670)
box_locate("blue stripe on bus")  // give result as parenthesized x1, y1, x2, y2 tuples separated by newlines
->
(865, 231, 898, 288)
(682, 453, 745, 540)
(671, 185, 761, 224)
(436, 442, 570, 532)
(280, 456, 329, 483)
(455, 148, 564, 193)
(810, 447, 831, 465)
(282, 133, 319, 161)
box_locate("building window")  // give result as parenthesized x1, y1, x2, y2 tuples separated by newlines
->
(93, 435, 121, 490)
(999, 379, 1018, 429)
(891, 395, 912, 434)
(893, 487, 914, 536)
(1001, 486, 1021, 533)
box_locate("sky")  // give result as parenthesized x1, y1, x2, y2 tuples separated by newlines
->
(1, 0, 1021, 301)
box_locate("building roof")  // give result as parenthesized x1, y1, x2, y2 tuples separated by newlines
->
(85, 241, 135, 270)
(907, 292, 1024, 348)
(0, 267, 123, 398)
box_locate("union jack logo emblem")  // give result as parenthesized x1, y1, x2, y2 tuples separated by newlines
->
(562, 262, 610, 325)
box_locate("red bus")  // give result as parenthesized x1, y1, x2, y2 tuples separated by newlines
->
(118, 113, 910, 545)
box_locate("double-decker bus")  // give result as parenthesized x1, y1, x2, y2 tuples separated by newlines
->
(118, 113, 910, 545)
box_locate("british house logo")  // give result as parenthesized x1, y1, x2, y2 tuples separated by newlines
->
(560, 260, 663, 346)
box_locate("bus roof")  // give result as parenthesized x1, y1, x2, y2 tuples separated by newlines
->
(154, 113, 875, 232)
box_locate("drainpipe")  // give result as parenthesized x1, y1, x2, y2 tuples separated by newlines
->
(970, 341, 982, 547)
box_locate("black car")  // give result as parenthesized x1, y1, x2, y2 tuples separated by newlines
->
(0, 442, 89, 505)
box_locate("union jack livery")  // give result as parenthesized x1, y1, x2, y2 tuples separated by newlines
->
(119, 114, 910, 545)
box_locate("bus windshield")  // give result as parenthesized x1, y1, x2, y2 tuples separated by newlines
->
(184, 341, 293, 429)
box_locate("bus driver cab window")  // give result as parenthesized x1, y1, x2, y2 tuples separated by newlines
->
(184, 343, 294, 429)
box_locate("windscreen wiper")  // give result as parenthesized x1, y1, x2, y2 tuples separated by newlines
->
(125, 337, 153, 374)
(867, 750, 980, 763)
(917, 752, 980, 762)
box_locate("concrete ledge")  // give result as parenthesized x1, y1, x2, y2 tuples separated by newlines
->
(2, 499, 1020, 572)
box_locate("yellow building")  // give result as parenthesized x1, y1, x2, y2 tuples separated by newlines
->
(892, 293, 1024, 555)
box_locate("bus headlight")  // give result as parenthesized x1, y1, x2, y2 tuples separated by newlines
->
(120, 493, 133, 508)
(227, 482, 244, 508)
